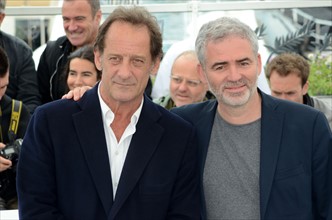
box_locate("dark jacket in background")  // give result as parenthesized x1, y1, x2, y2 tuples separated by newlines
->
(303, 93, 332, 128)
(0, 31, 41, 114)
(37, 36, 72, 104)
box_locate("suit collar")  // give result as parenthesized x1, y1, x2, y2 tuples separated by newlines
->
(75, 87, 165, 218)
(72, 85, 114, 215)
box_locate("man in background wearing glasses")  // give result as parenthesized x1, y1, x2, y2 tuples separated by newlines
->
(154, 50, 212, 109)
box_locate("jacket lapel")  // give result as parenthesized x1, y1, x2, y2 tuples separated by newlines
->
(109, 98, 164, 219)
(194, 101, 217, 219)
(259, 92, 284, 218)
(195, 101, 218, 174)
(72, 85, 114, 216)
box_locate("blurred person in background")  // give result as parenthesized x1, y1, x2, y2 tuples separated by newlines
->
(266, 52, 332, 128)
(154, 50, 211, 109)
(63, 45, 101, 93)
(0, 47, 30, 210)
(0, 0, 41, 114)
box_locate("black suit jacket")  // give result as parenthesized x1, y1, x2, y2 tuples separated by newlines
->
(172, 90, 332, 219)
(17, 85, 200, 220)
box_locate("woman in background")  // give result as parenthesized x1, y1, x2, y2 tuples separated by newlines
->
(63, 45, 101, 92)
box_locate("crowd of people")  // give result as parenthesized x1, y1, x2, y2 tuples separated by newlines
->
(0, 0, 331, 219)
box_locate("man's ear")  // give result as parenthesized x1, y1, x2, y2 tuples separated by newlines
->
(95, 9, 102, 25)
(302, 81, 309, 95)
(197, 63, 207, 84)
(94, 50, 102, 71)
(0, 13, 5, 25)
(151, 56, 161, 74)
(257, 53, 262, 76)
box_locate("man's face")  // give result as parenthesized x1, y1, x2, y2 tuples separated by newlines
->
(0, 70, 9, 100)
(170, 55, 207, 107)
(269, 71, 308, 104)
(95, 21, 159, 106)
(62, 0, 101, 48)
(200, 36, 261, 108)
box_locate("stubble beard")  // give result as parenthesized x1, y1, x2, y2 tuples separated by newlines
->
(210, 78, 257, 108)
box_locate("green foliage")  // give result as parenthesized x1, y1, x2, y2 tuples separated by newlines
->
(308, 54, 332, 96)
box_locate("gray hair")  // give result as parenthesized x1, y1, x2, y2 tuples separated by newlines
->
(195, 17, 259, 69)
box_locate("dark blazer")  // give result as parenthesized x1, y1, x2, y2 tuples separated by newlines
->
(17, 85, 200, 220)
(37, 36, 72, 104)
(172, 90, 332, 220)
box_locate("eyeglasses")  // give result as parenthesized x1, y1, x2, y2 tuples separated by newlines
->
(170, 75, 202, 87)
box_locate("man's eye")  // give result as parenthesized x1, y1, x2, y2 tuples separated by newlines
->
(132, 59, 144, 67)
(215, 65, 224, 71)
(109, 57, 121, 64)
(241, 62, 249, 66)
(171, 76, 182, 83)
(187, 80, 201, 87)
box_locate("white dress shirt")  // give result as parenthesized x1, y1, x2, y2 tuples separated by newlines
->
(98, 86, 143, 199)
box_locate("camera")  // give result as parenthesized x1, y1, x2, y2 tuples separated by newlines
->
(0, 139, 23, 167)
(0, 139, 22, 200)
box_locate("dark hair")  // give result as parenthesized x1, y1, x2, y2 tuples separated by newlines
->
(0, 47, 9, 77)
(94, 6, 162, 61)
(63, 0, 100, 17)
(266, 53, 310, 87)
(63, 45, 101, 91)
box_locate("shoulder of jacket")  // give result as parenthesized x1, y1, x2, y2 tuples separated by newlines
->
(47, 36, 70, 49)
(1, 31, 31, 51)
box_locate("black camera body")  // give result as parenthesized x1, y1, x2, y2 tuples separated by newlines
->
(0, 139, 23, 167)
(0, 139, 23, 200)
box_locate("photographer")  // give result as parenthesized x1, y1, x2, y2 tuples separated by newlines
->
(0, 47, 30, 209)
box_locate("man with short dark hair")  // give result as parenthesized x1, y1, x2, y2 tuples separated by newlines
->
(266, 52, 332, 128)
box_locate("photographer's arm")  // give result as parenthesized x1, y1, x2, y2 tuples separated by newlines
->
(0, 143, 12, 172)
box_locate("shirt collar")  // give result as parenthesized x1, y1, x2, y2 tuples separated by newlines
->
(98, 83, 144, 126)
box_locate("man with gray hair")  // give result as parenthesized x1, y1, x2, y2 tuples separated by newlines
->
(0, 0, 41, 113)
(172, 16, 332, 219)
